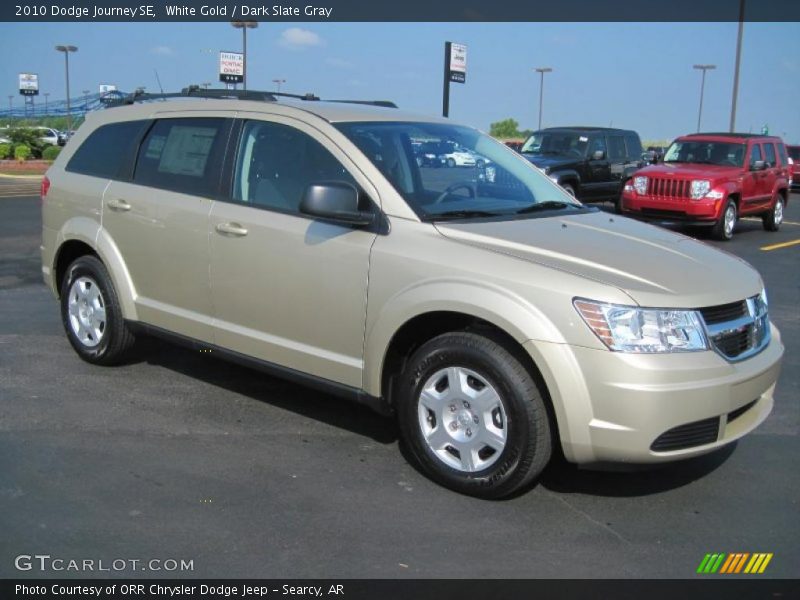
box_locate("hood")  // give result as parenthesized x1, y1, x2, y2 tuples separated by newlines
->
(435, 211, 762, 308)
(637, 162, 740, 180)
(520, 154, 580, 170)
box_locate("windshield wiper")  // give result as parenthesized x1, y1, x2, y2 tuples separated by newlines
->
(427, 210, 500, 221)
(515, 201, 573, 214)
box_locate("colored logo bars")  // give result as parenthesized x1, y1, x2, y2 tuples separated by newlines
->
(697, 553, 773, 574)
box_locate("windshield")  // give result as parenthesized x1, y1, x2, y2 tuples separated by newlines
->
(663, 140, 746, 167)
(520, 131, 589, 158)
(335, 121, 584, 221)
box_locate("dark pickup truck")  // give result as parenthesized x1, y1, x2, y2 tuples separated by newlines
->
(518, 126, 644, 210)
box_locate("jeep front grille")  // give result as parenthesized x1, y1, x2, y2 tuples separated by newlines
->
(647, 177, 690, 199)
(698, 295, 770, 362)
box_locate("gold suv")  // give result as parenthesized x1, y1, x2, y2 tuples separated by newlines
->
(40, 91, 784, 498)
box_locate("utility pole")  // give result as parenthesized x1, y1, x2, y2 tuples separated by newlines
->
(693, 64, 716, 132)
(729, 0, 745, 132)
(231, 21, 258, 91)
(44, 92, 50, 115)
(272, 78, 286, 92)
(534, 67, 553, 130)
(55, 45, 78, 134)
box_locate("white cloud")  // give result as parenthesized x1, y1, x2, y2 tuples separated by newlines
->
(150, 46, 174, 56)
(325, 57, 354, 69)
(278, 28, 324, 50)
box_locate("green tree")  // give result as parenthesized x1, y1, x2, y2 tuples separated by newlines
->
(489, 118, 523, 139)
(7, 128, 46, 159)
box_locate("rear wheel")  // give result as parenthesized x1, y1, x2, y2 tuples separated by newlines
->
(60, 255, 135, 365)
(762, 194, 784, 232)
(712, 199, 737, 241)
(396, 332, 552, 499)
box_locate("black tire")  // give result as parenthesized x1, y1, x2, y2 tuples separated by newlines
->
(762, 194, 784, 232)
(711, 198, 737, 241)
(561, 183, 576, 198)
(60, 255, 135, 365)
(396, 332, 552, 499)
(447, 158, 456, 168)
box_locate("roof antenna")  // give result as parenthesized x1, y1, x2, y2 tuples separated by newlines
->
(154, 69, 165, 99)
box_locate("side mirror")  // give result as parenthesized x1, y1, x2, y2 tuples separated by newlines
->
(751, 160, 766, 172)
(299, 182, 374, 227)
(592, 150, 605, 160)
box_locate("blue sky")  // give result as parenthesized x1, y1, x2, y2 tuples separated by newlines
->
(1, 21, 799, 142)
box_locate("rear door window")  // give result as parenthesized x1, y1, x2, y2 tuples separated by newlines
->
(624, 134, 642, 159)
(134, 117, 230, 197)
(66, 120, 149, 179)
(607, 136, 626, 161)
(777, 143, 788, 166)
(763, 143, 777, 168)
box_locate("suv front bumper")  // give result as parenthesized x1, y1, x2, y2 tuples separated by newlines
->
(621, 191, 721, 224)
(525, 324, 783, 465)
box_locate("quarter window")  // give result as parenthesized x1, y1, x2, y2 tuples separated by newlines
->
(624, 134, 642, 158)
(232, 120, 356, 213)
(134, 118, 228, 197)
(66, 120, 148, 179)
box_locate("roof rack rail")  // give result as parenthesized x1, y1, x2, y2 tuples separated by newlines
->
(102, 85, 397, 109)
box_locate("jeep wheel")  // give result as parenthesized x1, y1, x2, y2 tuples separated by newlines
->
(397, 332, 552, 499)
(712, 199, 737, 241)
(60, 255, 135, 365)
(762, 194, 784, 232)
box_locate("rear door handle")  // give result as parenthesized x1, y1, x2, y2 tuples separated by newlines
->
(107, 198, 131, 212)
(215, 222, 249, 237)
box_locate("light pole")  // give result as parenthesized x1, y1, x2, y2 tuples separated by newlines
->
(693, 64, 716, 132)
(55, 45, 78, 134)
(231, 21, 258, 91)
(534, 67, 553, 130)
(729, 0, 745, 132)
(202, 82, 211, 90)
(44, 92, 50, 115)
(272, 78, 286, 92)
(82, 89, 90, 114)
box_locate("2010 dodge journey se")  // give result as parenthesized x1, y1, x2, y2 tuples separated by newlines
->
(41, 90, 784, 498)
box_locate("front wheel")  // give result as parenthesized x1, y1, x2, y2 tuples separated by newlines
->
(561, 183, 576, 198)
(396, 332, 552, 499)
(712, 199, 737, 241)
(60, 255, 135, 365)
(447, 158, 456, 168)
(762, 195, 784, 232)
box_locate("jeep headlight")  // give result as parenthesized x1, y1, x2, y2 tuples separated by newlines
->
(690, 180, 711, 199)
(574, 299, 708, 353)
(633, 175, 648, 195)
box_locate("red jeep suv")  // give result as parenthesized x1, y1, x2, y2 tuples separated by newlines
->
(621, 133, 790, 240)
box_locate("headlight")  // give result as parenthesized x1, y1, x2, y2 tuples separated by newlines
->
(690, 180, 711, 199)
(574, 299, 708, 353)
(633, 175, 648, 195)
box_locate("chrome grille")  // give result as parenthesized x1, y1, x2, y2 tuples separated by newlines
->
(699, 295, 770, 362)
(647, 177, 690, 199)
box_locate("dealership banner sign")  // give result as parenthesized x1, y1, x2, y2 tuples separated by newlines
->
(449, 43, 467, 84)
(18, 73, 38, 96)
(219, 51, 244, 84)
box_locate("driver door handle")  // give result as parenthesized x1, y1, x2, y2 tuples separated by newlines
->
(215, 222, 249, 237)
(107, 198, 131, 212)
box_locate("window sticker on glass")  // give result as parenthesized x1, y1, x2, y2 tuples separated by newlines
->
(579, 136, 588, 143)
(144, 135, 166, 160)
(157, 126, 217, 177)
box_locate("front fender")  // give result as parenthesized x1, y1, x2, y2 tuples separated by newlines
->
(362, 278, 565, 397)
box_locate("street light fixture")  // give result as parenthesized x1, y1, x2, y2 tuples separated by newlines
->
(231, 21, 258, 91)
(272, 78, 286, 92)
(55, 45, 78, 134)
(693, 64, 716, 132)
(534, 67, 553, 130)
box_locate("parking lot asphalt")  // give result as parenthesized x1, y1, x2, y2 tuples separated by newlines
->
(0, 181, 798, 579)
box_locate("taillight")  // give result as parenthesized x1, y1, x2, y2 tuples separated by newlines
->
(41, 176, 50, 198)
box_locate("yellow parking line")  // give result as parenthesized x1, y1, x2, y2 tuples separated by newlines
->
(761, 239, 800, 251)
(742, 217, 800, 226)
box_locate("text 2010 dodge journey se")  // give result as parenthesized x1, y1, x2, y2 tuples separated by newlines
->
(41, 93, 783, 498)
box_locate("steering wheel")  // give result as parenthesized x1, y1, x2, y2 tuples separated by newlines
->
(433, 182, 476, 204)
